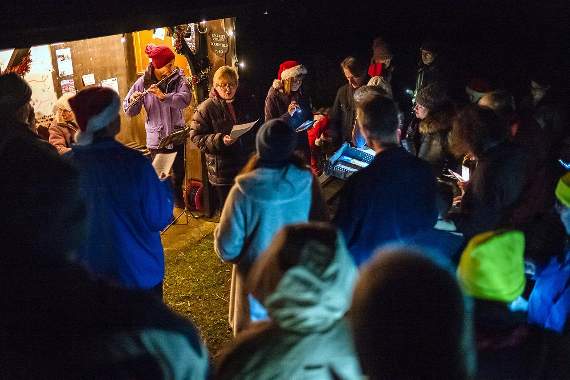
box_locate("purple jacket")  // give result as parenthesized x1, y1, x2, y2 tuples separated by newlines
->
(124, 67, 191, 149)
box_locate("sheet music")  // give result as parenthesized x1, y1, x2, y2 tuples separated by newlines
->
(152, 152, 177, 180)
(230, 119, 258, 139)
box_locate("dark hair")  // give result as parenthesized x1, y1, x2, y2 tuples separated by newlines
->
(340, 56, 367, 78)
(351, 248, 474, 380)
(239, 151, 309, 174)
(275, 222, 337, 272)
(356, 92, 401, 142)
(450, 105, 509, 157)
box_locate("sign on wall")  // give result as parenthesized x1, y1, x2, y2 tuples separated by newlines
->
(209, 32, 229, 57)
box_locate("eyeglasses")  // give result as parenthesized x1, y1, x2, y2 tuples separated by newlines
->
(216, 83, 237, 89)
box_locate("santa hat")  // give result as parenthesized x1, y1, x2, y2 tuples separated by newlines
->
(68, 86, 120, 146)
(145, 44, 175, 69)
(278, 60, 307, 81)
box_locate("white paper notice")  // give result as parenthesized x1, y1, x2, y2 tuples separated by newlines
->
(55, 48, 73, 76)
(82, 73, 95, 86)
(230, 119, 258, 139)
(152, 152, 177, 179)
(101, 77, 119, 93)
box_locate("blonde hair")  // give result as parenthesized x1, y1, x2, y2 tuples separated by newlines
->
(53, 93, 75, 124)
(213, 65, 239, 87)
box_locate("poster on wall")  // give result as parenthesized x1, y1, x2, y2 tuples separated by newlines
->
(61, 79, 76, 94)
(56, 48, 73, 76)
(82, 73, 96, 86)
(101, 77, 119, 93)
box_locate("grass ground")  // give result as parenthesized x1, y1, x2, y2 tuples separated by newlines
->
(161, 216, 232, 356)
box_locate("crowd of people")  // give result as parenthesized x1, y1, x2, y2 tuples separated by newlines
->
(0, 34, 569, 379)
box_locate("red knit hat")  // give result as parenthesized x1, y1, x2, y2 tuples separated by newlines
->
(145, 44, 175, 69)
(68, 86, 120, 145)
(277, 60, 308, 81)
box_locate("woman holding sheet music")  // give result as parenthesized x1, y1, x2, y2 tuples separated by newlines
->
(190, 66, 258, 212)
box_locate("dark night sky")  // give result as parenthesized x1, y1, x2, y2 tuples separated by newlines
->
(3, 0, 569, 111)
(234, 0, 570, 110)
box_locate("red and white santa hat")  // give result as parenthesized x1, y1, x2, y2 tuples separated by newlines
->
(277, 60, 307, 81)
(68, 86, 120, 145)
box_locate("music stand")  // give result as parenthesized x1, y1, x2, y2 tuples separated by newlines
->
(159, 127, 199, 234)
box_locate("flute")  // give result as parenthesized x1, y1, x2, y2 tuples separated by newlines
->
(125, 68, 179, 111)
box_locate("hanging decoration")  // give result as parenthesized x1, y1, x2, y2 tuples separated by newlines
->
(2, 49, 32, 76)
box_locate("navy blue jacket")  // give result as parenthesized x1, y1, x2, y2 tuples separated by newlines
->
(333, 146, 438, 266)
(67, 139, 173, 289)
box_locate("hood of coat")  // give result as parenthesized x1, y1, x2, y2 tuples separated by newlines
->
(234, 164, 312, 203)
(419, 107, 454, 134)
(256, 232, 358, 334)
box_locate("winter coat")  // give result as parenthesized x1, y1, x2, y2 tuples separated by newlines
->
(66, 138, 173, 289)
(417, 108, 457, 177)
(190, 88, 258, 185)
(214, 164, 327, 333)
(333, 146, 438, 266)
(509, 114, 556, 226)
(3, 250, 210, 379)
(124, 66, 191, 149)
(453, 141, 528, 240)
(48, 120, 78, 155)
(264, 85, 311, 160)
(528, 251, 570, 333)
(521, 93, 568, 160)
(474, 300, 568, 380)
(216, 231, 361, 380)
(328, 83, 358, 147)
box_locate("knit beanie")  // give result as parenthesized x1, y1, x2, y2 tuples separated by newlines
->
(415, 83, 448, 110)
(0, 73, 32, 113)
(457, 230, 526, 303)
(145, 44, 175, 69)
(256, 119, 297, 167)
(555, 172, 570, 207)
(68, 86, 120, 146)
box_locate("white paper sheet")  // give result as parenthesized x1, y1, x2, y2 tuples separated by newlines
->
(101, 77, 119, 93)
(230, 119, 258, 139)
(152, 152, 177, 179)
(82, 73, 95, 86)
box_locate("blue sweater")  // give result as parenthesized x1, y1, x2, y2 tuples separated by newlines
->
(333, 146, 438, 266)
(67, 139, 173, 289)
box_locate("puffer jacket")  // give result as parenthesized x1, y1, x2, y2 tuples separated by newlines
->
(190, 88, 258, 185)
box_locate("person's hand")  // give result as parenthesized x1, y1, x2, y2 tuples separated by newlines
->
(457, 180, 468, 195)
(129, 91, 143, 105)
(223, 135, 236, 146)
(148, 84, 166, 101)
(288, 101, 299, 115)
